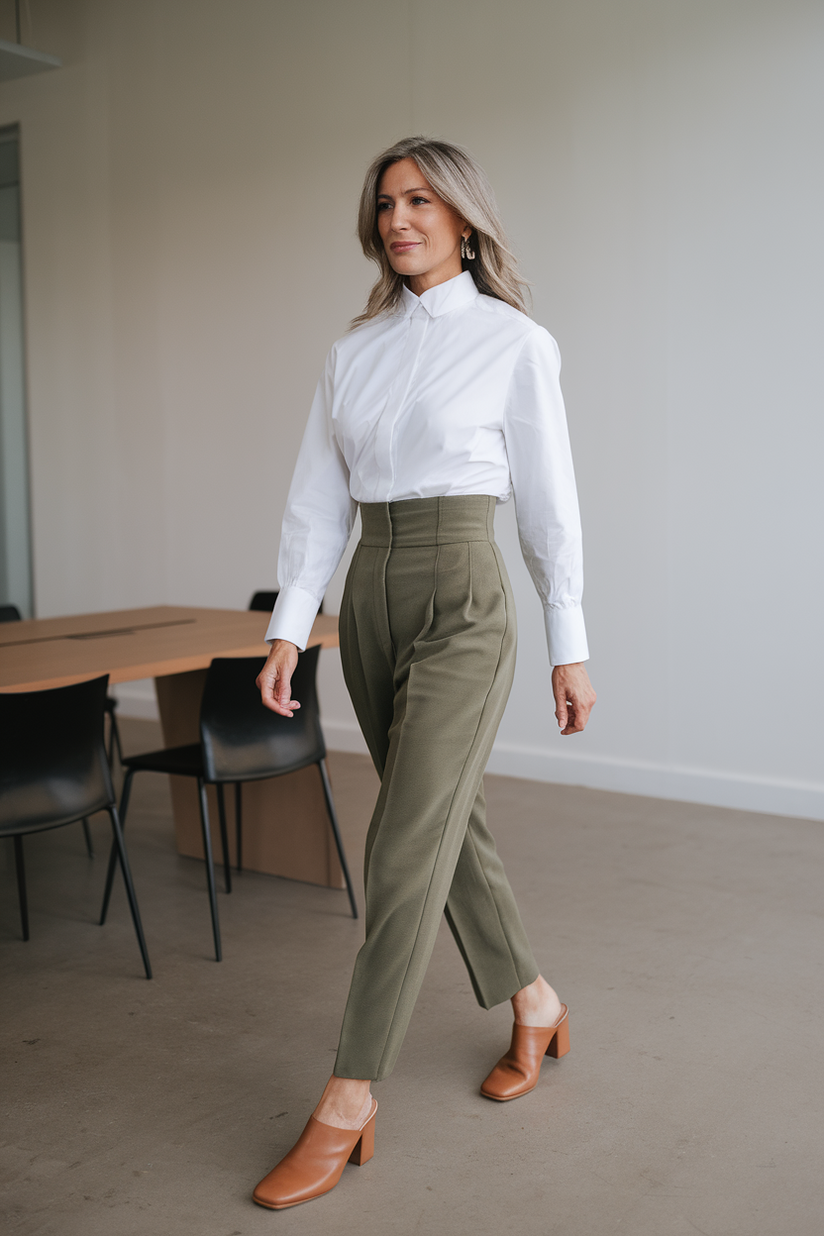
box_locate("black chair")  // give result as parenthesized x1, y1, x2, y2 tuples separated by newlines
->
(248, 591, 323, 615)
(0, 604, 122, 855)
(100, 646, 357, 962)
(0, 674, 151, 978)
(248, 591, 279, 614)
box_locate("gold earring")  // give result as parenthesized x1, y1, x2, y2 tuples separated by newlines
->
(462, 234, 475, 261)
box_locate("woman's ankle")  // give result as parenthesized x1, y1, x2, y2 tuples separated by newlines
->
(313, 1075, 373, 1130)
(511, 975, 562, 1027)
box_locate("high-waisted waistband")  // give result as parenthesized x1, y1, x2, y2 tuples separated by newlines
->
(359, 495, 497, 548)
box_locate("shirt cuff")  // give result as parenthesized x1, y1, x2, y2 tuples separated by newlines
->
(545, 605, 589, 667)
(264, 586, 321, 650)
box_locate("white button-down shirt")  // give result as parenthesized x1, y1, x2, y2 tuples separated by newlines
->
(266, 271, 589, 666)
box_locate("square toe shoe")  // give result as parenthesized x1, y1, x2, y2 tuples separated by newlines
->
(480, 1005, 569, 1101)
(252, 1100, 377, 1210)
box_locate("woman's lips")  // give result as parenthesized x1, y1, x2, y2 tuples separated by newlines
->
(391, 241, 420, 252)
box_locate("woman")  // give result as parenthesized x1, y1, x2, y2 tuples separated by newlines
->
(252, 136, 596, 1210)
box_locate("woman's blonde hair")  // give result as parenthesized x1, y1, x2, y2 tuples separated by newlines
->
(351, 136, 529, 327)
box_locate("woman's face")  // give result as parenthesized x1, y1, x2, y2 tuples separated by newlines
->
(376, 157, 468, 296)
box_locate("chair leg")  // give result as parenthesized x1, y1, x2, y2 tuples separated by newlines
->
(234, 782, 243, 874)
(318, 759, 358, 919)
(198, 778, 222, 961)
(107, 709, 124, 769)
(13, 836, 29, 941)
(215, 783, 232, 894)
(82, 818, 95, 858)
(106, 806, 152, 979)
(100, 768, 135, 926)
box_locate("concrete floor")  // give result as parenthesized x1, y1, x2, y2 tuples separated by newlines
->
(1, 718, 822, 1236)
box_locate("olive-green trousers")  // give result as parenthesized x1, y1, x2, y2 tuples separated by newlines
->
(334, 495, 539, 1082)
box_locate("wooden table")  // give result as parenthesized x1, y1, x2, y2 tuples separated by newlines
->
(0, 605, 344, 888)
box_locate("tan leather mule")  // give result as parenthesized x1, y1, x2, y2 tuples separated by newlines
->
(480, 1004, 569, 1101)
(252, 1099, 377, 1210)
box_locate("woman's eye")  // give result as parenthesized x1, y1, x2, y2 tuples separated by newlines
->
(411, 196, 429, 205)
(377, 201, 391, 211)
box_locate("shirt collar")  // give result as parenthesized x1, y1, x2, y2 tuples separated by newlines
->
(400, 270, 479, 319)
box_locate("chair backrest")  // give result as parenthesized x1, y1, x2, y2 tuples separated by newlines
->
(0, 604, 22, 623)
(248, 591, 323, 615)
(248, 591, 278, 613)
(0, 675, 115, 835)
(199, 647, 326, 783)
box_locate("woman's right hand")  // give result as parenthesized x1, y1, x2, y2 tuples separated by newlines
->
(256, 639, 301, 716)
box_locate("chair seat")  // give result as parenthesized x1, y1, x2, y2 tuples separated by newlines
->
(4, 794, 114, 837)
(121, 743, 204, 778)
(121, 741, 320, 785)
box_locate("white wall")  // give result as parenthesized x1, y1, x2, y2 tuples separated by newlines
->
(1, 0, 821, 819)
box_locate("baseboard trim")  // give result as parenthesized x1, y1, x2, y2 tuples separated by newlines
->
(322, 720, 370, 755)
(321, 721, 823, 822)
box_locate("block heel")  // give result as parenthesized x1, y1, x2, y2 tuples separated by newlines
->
(348, 1108, 376, 1165)
(546, 1006, 570, 1058)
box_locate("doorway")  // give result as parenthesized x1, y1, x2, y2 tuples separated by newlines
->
(0, 123, 33, 617)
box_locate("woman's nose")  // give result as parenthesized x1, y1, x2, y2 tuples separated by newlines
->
(390, 206, 410, 231)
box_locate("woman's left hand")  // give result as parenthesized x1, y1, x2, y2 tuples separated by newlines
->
(551, 663, 596, 735)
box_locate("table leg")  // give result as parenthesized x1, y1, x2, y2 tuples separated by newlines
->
(153, 670, 344, 888)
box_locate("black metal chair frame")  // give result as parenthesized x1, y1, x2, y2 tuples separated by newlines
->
(100, 648, 357, 962)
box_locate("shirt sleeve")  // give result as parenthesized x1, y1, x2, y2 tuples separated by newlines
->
(503, 325, 589, 667)
(265, 350, 357, 649)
